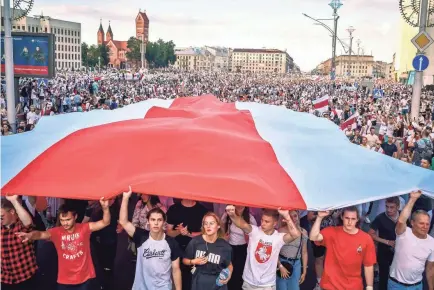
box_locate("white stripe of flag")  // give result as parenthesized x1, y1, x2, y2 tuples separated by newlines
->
(312, 95, 329, 113)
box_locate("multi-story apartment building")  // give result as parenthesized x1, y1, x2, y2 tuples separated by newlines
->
(174, 47, 212, 71)
(318, 55, 374, 77)
(230, 48, 293, 73)
(1, 8, 82, 71)
(174, 46, 230, 71)
(373, 61, 388, 78)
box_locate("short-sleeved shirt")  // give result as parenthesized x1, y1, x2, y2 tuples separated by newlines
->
(1, 221, 38, 284)
(242, 225, 286, 287)
(315, 226, 376, 290)
(382, 142, 397, 157)
(185, 235, 232, 290)
(132, 228, 182, 290)
(389, 227, 434, 284)
(370, 212, 397, 255)
(166, 202, 208, 250)
(48, 223, 96, 285)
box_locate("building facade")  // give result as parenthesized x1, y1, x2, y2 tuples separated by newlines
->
(174, 46, 230, 71)
(317, 55, 374, 77)
(230, 48, 293, 73)
(396, 19, 418, 81)
(373, 61, 387, 78)
(97, 10, 149, 69)
(2, 8, 81, 71)
(174, 47, 213, 71)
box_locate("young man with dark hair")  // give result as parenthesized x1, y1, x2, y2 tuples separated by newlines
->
(368, 197, 400, 290)
(225, 206, 301, 290)
(1, 195, 39, 290)
(119, 187, 182, 290)
(310, 206, 376, 290)
(16, 198, 110, 290)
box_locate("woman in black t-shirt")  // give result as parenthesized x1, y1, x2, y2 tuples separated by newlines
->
(183, 212, 233, 290)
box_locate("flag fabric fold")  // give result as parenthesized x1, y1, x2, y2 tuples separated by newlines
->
(2, 95, 433, 210)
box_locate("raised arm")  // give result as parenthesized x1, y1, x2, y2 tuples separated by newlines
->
(278, 208, 301, 243)
(426, 261, 434, 290)
(225, 205, 252, 234)
(118, 186, 136, 238)
(309, 211, 329, 242)
(5, 195, 33, 226)
(89, 197, 111, 232)
(396, 191, 421, 235)
(16, 230, 51, 242)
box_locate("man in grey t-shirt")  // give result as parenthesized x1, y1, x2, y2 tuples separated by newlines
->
(119, 187, 182, 290)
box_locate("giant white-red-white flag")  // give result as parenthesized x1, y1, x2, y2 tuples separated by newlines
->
(312, 95, 329, 113)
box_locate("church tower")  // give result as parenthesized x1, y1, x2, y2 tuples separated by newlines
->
(136, 9, 149, 42)
(97, 19, 105, 45)
(106, 21, 113, 42)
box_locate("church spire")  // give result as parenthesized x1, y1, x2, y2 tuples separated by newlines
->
(106, 20, 113, 42)
(98, 18, 104, 33)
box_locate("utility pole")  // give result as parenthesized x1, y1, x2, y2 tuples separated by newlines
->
(347, 26, 355, 77)
(140, 34, 145, 69)
(329, 0, 343, 81)
(411, 0, 429, 122)
(4, 0, 16, 132)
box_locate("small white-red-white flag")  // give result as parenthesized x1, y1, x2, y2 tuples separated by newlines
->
(340, 113, 359, 130)
(312, 95, 329, 113)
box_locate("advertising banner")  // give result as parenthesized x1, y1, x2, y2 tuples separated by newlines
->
(1, 32, 55, 78)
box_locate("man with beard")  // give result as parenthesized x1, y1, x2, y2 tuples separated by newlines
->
(16, 198, 110, 290)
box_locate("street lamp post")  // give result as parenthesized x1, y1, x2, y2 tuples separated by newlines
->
(346, 26, 355, 76)
(98, 56, 101, 72)
(329, 0, 343, 81)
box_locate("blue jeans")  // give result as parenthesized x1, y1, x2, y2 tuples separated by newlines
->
(387, 278, 422, 290)
(276, 258, 301, 290)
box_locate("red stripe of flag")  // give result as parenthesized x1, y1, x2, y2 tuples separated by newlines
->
(2, 95, 306, 210)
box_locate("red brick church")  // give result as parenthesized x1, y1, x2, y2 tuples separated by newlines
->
(97, 9, 149, 69)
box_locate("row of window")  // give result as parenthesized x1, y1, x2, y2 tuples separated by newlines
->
(56, 44, 80, 52)
(233, 62, 282, 67)
(56, 36, 80, 44)
(56, 53, 81, 60)
(56, 61, 80, 69)
(11, 24, 80, 38)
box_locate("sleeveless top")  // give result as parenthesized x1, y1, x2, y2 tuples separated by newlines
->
(279, 235, 307, 259)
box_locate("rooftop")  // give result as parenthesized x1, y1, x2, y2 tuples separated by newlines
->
(233, 48, 286, 54)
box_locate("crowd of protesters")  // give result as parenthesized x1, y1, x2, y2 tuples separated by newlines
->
(1, 69, 434, 290)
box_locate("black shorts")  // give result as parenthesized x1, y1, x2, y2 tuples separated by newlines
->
(312, 243, 326, 258)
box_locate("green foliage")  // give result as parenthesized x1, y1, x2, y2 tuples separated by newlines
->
(81, 42, 89, 66)
(145, 39, 176, 68)
(126, 37, 142, 63)
(81, 42, 110, 67)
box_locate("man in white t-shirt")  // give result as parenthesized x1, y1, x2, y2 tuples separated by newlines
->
(225, 206, 301, 290)
(119, 187, 182, 290)
(388, 191, 434, 290)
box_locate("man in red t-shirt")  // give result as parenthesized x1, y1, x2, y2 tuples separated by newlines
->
(17, 198, 110, 290)
(309, 206, 376, 290)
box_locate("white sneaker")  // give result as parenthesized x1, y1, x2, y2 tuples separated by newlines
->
(314, 283, 322, 290)
(364, 216, 371, 224)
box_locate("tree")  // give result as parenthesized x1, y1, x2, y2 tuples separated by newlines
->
(126, 37, 141, 67)
(145, 39, 176, 68)
(81, 42, 89, 66)
(98, 43, 110, 66)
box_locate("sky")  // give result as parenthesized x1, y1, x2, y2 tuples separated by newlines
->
(30, 0, 400, 71)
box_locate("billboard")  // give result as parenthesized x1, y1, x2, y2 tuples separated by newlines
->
(1, 32, 55, 78)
